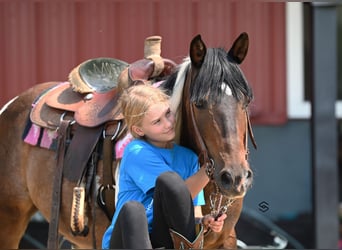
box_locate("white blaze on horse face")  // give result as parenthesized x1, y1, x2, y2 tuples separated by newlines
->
(221, 83, 232, 96)
(0, 96, 18, 116)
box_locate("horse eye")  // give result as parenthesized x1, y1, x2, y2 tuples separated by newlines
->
(194, 100, 207, 109)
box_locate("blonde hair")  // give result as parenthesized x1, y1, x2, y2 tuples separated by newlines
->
(119, 84, 170, 138)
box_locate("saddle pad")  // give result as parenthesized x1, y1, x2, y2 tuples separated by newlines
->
(23, 121, 58, 150)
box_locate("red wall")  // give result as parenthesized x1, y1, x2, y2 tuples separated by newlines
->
(0, 0, 286, 125)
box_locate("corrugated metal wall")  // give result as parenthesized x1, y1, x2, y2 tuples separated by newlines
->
(0, 0, 286, 124)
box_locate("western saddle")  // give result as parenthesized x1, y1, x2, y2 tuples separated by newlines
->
(28, 36, 177, 248)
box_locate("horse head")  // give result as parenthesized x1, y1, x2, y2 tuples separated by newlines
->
(179, 33, 256, 199)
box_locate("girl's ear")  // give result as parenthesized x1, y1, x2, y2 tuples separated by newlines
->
(132, 125, 144, 137)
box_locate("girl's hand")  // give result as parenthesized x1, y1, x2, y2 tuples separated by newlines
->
(202, 213, 227, 233)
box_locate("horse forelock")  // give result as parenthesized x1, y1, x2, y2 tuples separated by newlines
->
(191, 48, 253, 105)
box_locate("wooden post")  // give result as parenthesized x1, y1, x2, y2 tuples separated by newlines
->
(311, 2, 339, 249)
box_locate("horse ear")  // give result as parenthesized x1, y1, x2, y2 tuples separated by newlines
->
(190, 34, 207, 68)
(228, 32, 249, 64)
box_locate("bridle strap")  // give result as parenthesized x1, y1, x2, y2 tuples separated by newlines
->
(184, 69, 214, 179)
(189, 101, 216, 180)
(189, 102, 210, 167)
(246, 110, 257, 150)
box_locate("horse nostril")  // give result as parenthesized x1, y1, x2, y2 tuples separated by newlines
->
(220, 172, 233, 190)
(246, 170, 253, 179)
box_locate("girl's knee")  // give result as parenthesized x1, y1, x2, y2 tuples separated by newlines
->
(157, 171, 182, 184)
(156, 171, 188, 194)
(121, 201, 146, 220)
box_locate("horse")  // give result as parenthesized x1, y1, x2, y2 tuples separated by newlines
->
(0, 32, 255, 249)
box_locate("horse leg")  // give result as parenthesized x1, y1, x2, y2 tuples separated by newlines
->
(0, 85, 55, 248)
(0, 82, 111, 248)
(0, 140, 37, 248)
(0, 199, 37, 248)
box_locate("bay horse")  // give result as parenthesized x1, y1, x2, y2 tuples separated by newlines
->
(0, 33, 255, 249)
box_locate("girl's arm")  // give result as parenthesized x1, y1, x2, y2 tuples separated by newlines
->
(194, 205, 203, 218)
(185, 166, 209, 199)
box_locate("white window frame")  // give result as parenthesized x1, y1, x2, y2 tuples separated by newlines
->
(286, 2, 341, 119)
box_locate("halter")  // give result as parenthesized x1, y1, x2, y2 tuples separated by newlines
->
(186, 68, 257, 217)
(188, 85, 257, 178)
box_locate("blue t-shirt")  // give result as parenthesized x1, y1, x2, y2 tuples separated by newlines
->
(102, 139, 205, 249)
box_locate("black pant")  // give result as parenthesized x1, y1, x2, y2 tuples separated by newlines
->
(109, 171, 196, 249)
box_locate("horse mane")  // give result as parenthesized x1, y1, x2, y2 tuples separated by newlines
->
(162, 47, 253, 108)
(192, 48, 253, 105)
(162, 58, 190, 113)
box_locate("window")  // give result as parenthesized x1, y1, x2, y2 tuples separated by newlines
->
(287, 3, 342, 119)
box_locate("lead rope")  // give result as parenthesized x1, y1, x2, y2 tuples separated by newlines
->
(205, 183, 235, 236)
(209, 183, 235, 219)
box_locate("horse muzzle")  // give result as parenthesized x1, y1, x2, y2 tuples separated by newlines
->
(217, 166, 253, 198)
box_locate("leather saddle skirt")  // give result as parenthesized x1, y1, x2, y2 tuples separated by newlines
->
(30, 82, 123, 130)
